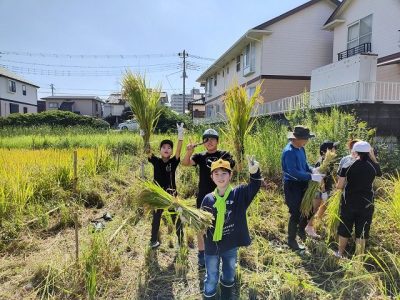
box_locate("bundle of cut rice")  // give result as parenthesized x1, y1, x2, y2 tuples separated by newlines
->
(325, 190, 342, 242)
(300, 150, 337, 216)
(138, 180, 214, 232)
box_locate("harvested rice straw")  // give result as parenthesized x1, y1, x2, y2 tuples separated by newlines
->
(325, 190, 342, 242)
(300, 150, 337, 216)
(138, 180, 214, 232)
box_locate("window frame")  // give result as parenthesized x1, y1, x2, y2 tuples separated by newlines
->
(8, 80, 16, 93)
(243, 43, 256, 76)
(347, 14, 373, 50)
(22, 85, 27, 96)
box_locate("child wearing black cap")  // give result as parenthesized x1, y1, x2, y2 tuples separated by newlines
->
(305, 140, 339, 238)
(146, 123, 185, 249)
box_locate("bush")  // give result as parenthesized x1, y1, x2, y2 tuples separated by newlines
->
(0, 111, 110, 129)
(155, 106, 193, 133)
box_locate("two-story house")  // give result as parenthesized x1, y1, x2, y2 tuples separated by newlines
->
(42, 96, 104, 118)
(0, 66, 39, 117)
(197, 0, 340, 119)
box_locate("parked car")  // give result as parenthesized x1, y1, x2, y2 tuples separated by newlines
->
(117, 119, 139, 131)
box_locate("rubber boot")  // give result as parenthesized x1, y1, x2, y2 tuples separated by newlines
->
(287, 219, 304, 251)
(298, 216, 308, 241)
(220, 284, 234, 300)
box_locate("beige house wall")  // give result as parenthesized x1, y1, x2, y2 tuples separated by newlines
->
(259, 79, 310, 103)
(377, 64, 400, 82)
(46, 99, 101, 117)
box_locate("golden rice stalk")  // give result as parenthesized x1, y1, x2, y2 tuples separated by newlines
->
(325, 190, 342, 242)
(222, 81, 263, 170)
(138, 180, 214, 232)
(300, 150, 337, 216)
(121, 71, 162, 152)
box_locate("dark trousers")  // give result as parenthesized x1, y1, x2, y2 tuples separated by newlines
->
(283, 180, 310, 240)
(151, 209, 184, 244)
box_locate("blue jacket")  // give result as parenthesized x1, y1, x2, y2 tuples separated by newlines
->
(201, 171, 261, 255)
(281, 142, 312, 182)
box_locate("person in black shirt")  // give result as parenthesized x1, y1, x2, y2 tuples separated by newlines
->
(336, 141, 381, 257)
(147, 123, 185, 249)
(305, 141, 339, 238)
(182, 128, 235, 267)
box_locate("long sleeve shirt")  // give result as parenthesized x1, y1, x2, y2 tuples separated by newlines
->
(200, 170, 261, 255)
(281, 142, 312, 182)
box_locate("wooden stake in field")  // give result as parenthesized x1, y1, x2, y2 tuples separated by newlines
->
(121, 71, 163, 153)
(73, 150, 78, 193)
(222, 81, 263, 172)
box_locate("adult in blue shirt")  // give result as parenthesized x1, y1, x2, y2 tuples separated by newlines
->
(281, 125, 323, 250)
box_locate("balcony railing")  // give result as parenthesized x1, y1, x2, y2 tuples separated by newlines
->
(200, 81, 400, 124)
(338, 43, 371, 61)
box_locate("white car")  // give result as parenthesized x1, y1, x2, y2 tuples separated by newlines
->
(117, 120, 139, 131)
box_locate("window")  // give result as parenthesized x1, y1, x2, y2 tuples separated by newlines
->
(222, 69, 224, 77)
(214, 74, 217, 86)
(226, 66, 229, 74)
(49, 102, 59, 108)
(247, 87, 256, 97)
(8, 80, 16, 93)
(9, 103, 19, 114)
(23, 107, 28, 113)
(236, 55, 241, 72)
(215, 104, 220, 114)
(347, 14, 372, 49)
(22, 85, 26, 96)
(206, 105, 212, 117)
(243, 43, 256, 76)
(207, 78, 213, 95)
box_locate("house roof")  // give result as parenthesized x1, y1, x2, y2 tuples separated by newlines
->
(253, 0, 340, 30)
(0, 66, 40, 88)
(42, 95, 104, 103)
(324, 0, 351, 28)
(197, 0, 340, 83)
(106, 93, 125, 104)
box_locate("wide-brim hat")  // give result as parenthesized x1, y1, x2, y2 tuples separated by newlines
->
(287, 125, 315, 140)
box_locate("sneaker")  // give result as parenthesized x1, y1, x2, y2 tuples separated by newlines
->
(305, 226, 321, 239)
(149, 240, 160, 249)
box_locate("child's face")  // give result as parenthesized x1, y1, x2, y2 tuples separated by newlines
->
(211, 168, 232, 190)
(204, 137, 218, 152)
(160, 144, 172, 158)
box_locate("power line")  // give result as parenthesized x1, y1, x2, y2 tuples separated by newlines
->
(0, 50, 177, 59)
(0, 59, 182, 69)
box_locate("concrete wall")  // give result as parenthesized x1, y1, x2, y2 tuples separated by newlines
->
(311, 54, 378, 91)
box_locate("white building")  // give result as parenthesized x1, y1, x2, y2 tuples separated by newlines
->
(171, 89, 203, 114)
(42, 96, 103, 118)
(0, 66, 39, 117)
(197, 0, 340, 119)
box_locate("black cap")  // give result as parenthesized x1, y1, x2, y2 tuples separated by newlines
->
(287, 125, 315, 140)
(160, 139, 173, 149)
(320, 140, 339, 155)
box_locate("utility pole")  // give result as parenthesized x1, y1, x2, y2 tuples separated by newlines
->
(50, 83, 55, 96)
(178, 50, 188, 114)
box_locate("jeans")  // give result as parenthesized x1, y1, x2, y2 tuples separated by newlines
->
(204, 247, 238, 297)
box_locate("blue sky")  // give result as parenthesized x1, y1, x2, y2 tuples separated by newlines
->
(0, 0, 310, 100)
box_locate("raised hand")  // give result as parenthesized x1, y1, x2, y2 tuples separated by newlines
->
(247, 155, 260, 174)
(177, 122, 184, 141)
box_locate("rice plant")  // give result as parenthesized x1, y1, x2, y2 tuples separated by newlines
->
(222, 81, 263, 171)
(324, 190, 342, 242)
(122, 71, 162, 152)
(137, 180, 214, 232)
(300, 150, 337, 216)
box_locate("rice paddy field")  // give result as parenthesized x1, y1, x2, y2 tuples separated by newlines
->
(0, 109, 400, 299)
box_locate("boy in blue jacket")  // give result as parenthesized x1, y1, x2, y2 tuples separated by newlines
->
(200, 157, 261, 299)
